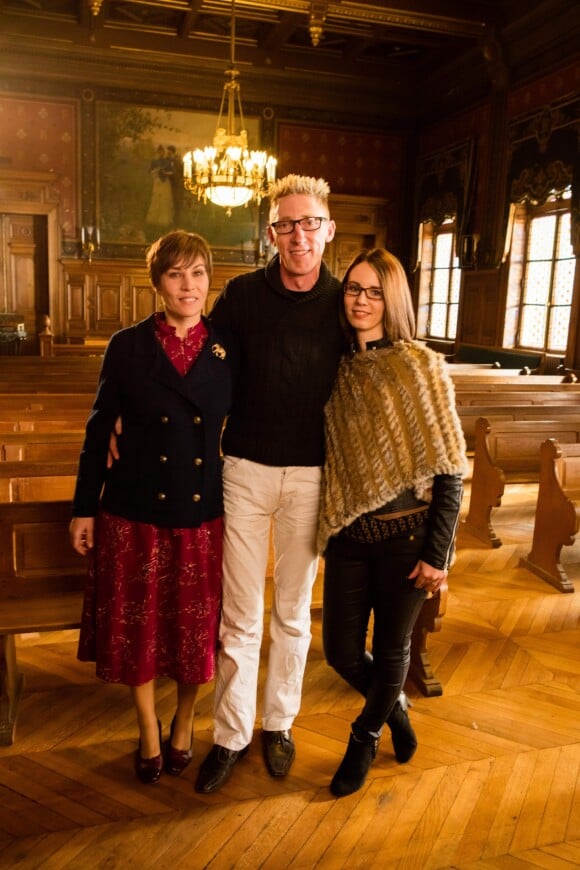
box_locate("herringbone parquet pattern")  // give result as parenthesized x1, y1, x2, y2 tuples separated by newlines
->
(1, 480, 579, 869)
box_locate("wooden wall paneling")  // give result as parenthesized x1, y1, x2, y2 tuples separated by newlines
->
(55, 259, 256, 345)
(92, 271, 123, 337)
(329, 195, 388, 244)
(62, 262, 126, 342)
(480, 92, 510, 269)
(127, 272, 159, 324)
(325, 194, 388, 277)
(63, 263, 89, 341)
(207, 262, 255, 313)
(328, 234, 373, 279)
(458, 269, 503, 346)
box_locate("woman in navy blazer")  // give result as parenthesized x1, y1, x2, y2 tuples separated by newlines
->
(70, 231, 234, 784)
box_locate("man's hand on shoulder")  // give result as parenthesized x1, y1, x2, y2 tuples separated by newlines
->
(107, 416, 122, 468)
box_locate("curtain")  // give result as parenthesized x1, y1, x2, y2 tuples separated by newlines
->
(416, 138, 477, 267)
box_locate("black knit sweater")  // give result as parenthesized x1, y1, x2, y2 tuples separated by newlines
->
(210, 255, 343, 466)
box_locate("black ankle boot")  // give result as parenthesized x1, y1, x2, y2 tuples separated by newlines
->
(386, 692, 417, 763)
(330, 731, 378, 797)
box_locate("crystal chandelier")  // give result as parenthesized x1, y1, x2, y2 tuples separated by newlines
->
(183, 0, 276, 215)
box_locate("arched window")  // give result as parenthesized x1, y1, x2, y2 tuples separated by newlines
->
(504, 188, 575, 354)
(503, 97, 579, 357)
(417, 219, 460, 340)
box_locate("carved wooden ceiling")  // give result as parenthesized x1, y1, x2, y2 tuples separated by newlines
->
(0, 1, 576, 123)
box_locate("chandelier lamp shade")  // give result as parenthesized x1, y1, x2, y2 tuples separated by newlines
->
(183, 1, 276, 214)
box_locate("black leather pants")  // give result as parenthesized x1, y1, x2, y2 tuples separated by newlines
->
(323, 527, 427, 737)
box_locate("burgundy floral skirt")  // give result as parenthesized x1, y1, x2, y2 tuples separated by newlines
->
(77, 511, 223, 686)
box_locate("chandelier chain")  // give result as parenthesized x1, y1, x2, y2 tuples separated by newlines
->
(182, 0, 277, 213)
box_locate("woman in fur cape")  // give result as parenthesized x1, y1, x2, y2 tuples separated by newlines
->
(319, 248, 468, 797)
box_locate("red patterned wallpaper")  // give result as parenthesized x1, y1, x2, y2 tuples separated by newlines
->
(276, 122, 406, 246)
(0, 95, 78, 240)
(507, 60, 580, 118)
(277, 122, 404, 197)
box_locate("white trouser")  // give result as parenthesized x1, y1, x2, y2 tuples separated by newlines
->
(213, 457, 321, 750)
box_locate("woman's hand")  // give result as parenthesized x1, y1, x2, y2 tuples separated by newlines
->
(70, 517, 95, 556)
(407, 560, 447, 595)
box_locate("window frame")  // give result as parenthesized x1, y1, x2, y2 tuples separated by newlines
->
(504, 191, 575, 355)
(417, 219, 460, 341)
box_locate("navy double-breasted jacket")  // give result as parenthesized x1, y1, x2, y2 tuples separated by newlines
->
(72, 314, 234, 528)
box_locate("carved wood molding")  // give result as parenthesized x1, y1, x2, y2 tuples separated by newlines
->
(507, 94, 580, 253)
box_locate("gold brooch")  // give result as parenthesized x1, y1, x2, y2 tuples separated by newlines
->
(211, 343, 226, 360)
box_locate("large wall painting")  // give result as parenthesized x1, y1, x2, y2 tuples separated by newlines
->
(96, 101, 262, 249)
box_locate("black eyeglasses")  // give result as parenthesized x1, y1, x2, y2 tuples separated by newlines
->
(270, 217, 329, 235)
(343, 282, 384, 301)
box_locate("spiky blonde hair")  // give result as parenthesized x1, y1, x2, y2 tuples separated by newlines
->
(268, 174, 331, 205)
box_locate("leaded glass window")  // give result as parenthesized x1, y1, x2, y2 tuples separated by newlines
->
(515, 194, 574, 354)
(418, 220, 460, 340)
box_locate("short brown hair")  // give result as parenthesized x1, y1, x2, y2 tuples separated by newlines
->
(341, 248, 416, 343)
(146, 230, 213, 289)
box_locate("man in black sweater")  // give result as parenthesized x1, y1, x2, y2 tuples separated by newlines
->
(195, 175, 344, 793)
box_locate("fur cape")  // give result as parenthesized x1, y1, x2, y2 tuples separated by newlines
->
(318, 340, 468, 553)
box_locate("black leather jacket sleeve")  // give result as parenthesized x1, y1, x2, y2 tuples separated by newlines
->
(421, 473, 463, 570)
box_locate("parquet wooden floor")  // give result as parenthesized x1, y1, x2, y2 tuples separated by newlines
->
(1, 479, 579, 869)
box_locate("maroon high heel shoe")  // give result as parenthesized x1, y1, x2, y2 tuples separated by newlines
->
(135, 719, 163, 784)
(164, 715, 193, 776)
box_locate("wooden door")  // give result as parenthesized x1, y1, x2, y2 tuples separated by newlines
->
(0, 212, 49, 353)
(324, 194, 388, 278)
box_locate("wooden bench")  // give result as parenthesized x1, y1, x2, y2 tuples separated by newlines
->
(0, 360, 98, 374)
(0, 390, 95, 419)
(0, 500, 87, 745)
(0, 418, 87, 434)
(50, 341, 108, 358)
(461, 416, 580, 548)
(0, 394, 92, 438)
(0, 501, 446, 747)
(0, 356, 101, 383)
(520, 439, 580, 593)
(450, 370, 578, 385)
(458, 404, 580, 451)
(0, 431, 84, 462)
(0, 461, 78, 502)
(0, 381, 97, 395)
(453, 343, 544, 370)
(409, 582, 447, 697)
(454, 390, 580, 406)
(451, 371, 571, 385)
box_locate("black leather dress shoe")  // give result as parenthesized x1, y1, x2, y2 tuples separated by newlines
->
(262, 729, 295, 777)
(194, 744, 249, 793)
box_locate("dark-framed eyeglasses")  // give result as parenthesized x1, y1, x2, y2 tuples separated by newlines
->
(343, 282, 384, 301)
(270, 216, 329, 235)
